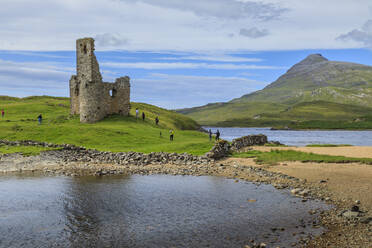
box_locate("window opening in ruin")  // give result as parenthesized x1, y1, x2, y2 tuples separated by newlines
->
(110, 89, 117, 97)
(83, 45, 87, 54)
(75, 87, 79, 96)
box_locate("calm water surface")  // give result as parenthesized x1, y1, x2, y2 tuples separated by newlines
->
(205, 127, 372, 146)
(0, 174, 329, 248)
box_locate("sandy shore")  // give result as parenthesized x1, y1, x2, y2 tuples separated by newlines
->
(253, 145, 372, 159)
(1, 149, 372, 247)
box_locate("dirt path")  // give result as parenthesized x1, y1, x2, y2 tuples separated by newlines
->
(252, 146, 372, 159)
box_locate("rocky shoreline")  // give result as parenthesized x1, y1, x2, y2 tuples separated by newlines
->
(0, 141, 371, 247)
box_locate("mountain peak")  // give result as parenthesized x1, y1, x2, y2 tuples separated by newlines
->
(298, 54, 328, 66)
(285, 54, 329, 75)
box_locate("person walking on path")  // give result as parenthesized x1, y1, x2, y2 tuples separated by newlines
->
(208, 129, 212, 141)
(170, 129, 174, 141)
(155, 116, 159, 126)
(37, 114, 43, 125)
(1, 109, 4, 118)
(142, 112, 145, 121)
(135, 108, 139, 119)
(215, 129, 220, 141)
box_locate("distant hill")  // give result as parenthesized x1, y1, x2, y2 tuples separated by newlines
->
(178, 54, 372, 129)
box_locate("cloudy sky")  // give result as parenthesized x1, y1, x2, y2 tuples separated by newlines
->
(1, 0, 372, 108)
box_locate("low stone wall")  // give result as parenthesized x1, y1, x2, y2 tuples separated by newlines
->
(231, 134, 268, 151)
(0, 140, 213, 166)
(205, 140, 231, 159)
(59, 149, 212, 166)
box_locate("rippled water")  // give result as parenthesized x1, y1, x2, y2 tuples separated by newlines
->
(0, 174, 329, 247)
(205, 127, 372, 146)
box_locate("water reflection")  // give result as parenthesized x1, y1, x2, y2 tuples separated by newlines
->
(0, 174, 329, 247)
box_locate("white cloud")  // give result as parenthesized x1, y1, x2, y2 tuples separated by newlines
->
(94, 33, 129, 47)
(0, 0, 371, 51)
(118, 0, 288, 21)
(239, 27, 269, 38)
(101, 62, 283, 70)
(160, 54, 263, 62)
(337, 20, 372, 49)
(0, 59, 71, 97)
(131, 73, 266, 108)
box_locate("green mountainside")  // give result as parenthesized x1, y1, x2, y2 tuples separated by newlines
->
(178, 54, 372, 129)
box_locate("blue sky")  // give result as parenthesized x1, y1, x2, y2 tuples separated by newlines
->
(1, 0, 372, 109)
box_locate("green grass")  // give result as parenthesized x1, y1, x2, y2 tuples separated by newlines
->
(0, 96, 213, 155)
(233, 149, 372, 165)
(0, 144, 60, 156)
(306, 144, 352, 147)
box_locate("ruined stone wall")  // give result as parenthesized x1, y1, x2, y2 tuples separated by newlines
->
(69, 38, 131, 123)
(102, 77, 131, 116)
(69, 76, 80, 115)
(231, 134, 268, 151)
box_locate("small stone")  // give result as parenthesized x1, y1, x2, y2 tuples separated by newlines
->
(342, 210, 360, 219)
(291, 188, 302, 195)
(355, 200, 361, 204)
(351, 205, 360, 212)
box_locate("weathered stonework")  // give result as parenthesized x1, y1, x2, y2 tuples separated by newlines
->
(70, 38, 130, 123)
(231, 134, 268, 151)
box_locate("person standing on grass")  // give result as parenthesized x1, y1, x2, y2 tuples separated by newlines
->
(209, 129, 212, 141)
(215, 129, 220, 141)
(142, 112, 145, 121)
(1, 109, 4, 118)
(155, 116, 159, 126)
(37, 114, 43, 125)
(135, 108, 139, 119)
(170, 129, 174, 141)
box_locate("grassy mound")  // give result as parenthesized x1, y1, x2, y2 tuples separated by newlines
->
(0, 96, 213, 155)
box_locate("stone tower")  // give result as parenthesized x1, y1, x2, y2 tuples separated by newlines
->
(69, 38, 131, 123)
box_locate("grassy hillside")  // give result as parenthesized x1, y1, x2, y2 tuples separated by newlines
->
(179, 54, 372, 129)
(0, 96, 213, 155)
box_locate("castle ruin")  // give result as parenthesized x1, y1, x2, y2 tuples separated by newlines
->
(69, 38, 130, 123)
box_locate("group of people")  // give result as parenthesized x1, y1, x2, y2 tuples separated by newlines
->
(135, 108, 223, 142)
(136, 108, 176, 141)
(135, 108, 160, 126)
(208, 129, 221, 141)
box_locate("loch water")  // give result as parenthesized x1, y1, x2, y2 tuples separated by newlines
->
(205, 127, 372, 146)
(0, 174, 329, 248)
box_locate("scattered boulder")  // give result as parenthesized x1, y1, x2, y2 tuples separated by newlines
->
(342, 210, 360, 219)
